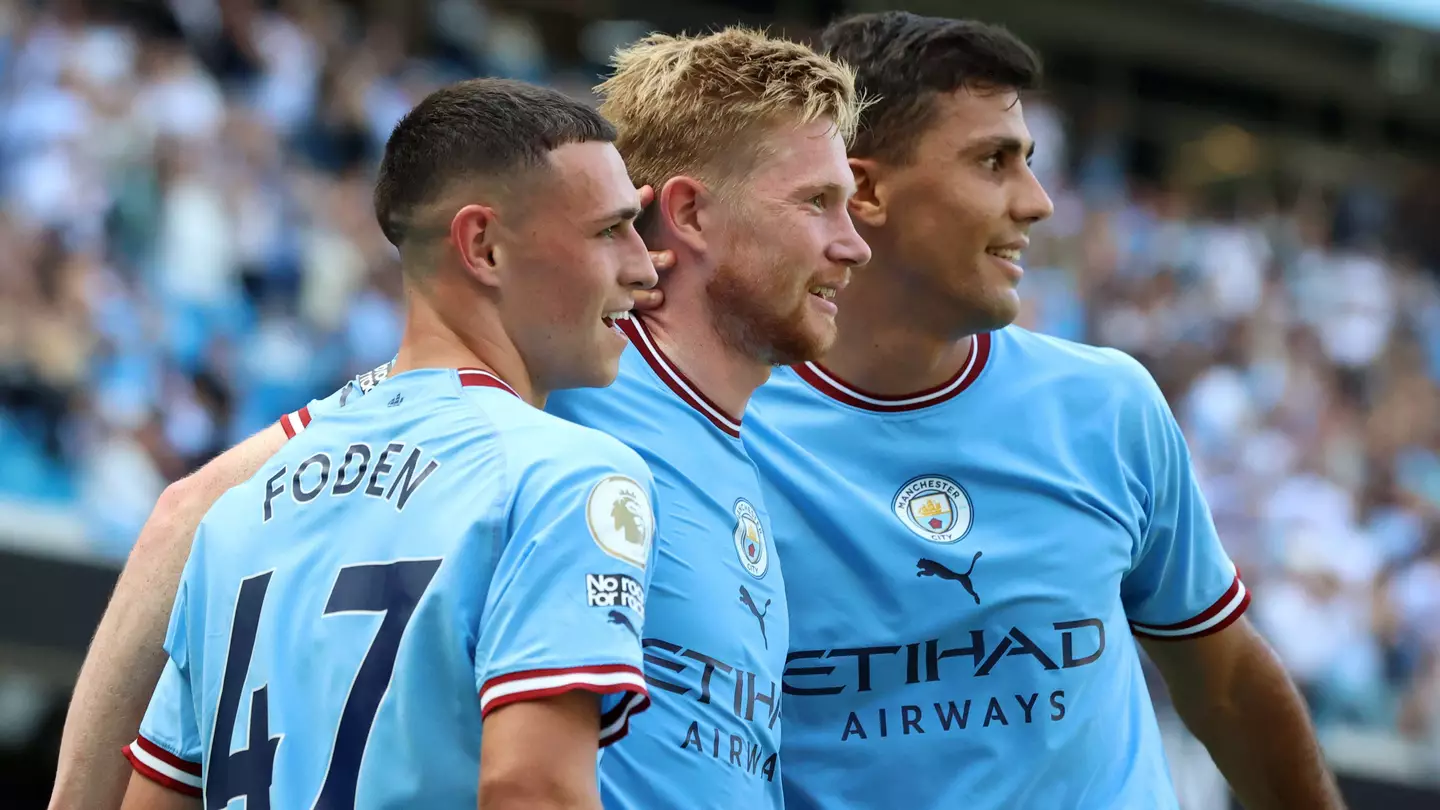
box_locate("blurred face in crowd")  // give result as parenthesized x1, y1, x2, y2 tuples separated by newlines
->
(481, 142, 656, 391)
(702, 118, 872, 365)
(853, 87, 1054, 333)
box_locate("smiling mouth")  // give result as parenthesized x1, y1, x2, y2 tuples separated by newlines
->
(808, 285, 837, 301)
(602, 310, 632, 328)
(986, 248, 1023, 262)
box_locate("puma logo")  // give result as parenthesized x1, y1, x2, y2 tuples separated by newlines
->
(739, 585, 771, 649)
(607, 610, 638, 639)
(916, 552, 982, 605)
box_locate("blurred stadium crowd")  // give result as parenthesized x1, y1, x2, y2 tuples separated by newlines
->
(1, 0, 1438, 765)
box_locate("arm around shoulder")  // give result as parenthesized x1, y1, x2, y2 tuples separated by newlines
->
(50, 422, 290, 810)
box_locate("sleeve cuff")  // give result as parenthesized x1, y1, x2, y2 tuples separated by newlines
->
(279, 406, 312, 439)
(1129, 573, 1250, 641)
(123, 734, 202, 797)
(479, 664, 650, 747)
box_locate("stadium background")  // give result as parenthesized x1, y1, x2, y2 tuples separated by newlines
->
(0, 0, 1437, 806)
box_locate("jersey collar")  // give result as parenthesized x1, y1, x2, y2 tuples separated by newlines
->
(792, 332, 992, 412)
(618, 316, 743, 438)
(457, 368, 521, 399)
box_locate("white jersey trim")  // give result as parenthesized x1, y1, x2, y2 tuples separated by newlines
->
(1130, 574, 1250, 640)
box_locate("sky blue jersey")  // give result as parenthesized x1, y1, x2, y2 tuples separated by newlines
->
(547, 316, 788, 810)
(743, 326, 1249, 810)
(124, 367, 657, 807)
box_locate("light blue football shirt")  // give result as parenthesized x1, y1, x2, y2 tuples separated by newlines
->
(743, 326, 1249, 810)
(124, 367, 658, 807)
(547, 316, 788, 810)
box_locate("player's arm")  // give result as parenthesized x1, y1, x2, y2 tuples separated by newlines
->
(1141, 621, 1344, 809)
(118, 578, 207, 810)
(479, 691, 605, 810)
(119, 774, 201, 810)
(475, 438, 657, 810)
(1116, 355, 1343, 810)
(50, 402, 327, 810)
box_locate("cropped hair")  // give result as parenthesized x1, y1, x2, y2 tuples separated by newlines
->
(820, 12, 1041, 163)
(597, 27, 863, 196)
(374, 78, 615, 247)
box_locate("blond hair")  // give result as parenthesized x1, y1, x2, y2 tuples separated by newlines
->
(596, 27, 862, 196)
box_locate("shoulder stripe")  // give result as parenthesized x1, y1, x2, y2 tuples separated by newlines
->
(458, 368, 520, 399)
(1130, 574, 1250, 641)
(123, 735, 202, 796)
(479, 664, 648, 723)
(793, 332, 992, 412)
(279, 406, 312, 439)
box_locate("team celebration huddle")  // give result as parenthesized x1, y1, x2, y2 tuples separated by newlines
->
(49, 11, 1347, 810)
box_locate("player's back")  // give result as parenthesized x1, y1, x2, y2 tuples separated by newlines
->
(139, 367, 655, 808)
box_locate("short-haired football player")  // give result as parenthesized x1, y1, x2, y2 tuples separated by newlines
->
(116, 78, 660, 810)
(741, 11, 1345, 810)
(53, 29, 870, 810)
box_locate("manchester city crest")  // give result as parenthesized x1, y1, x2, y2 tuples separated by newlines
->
(732, 498, 769, 578)
(892, 474, 973, 543)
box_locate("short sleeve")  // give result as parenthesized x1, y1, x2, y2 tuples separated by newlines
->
(1119, 359, 1249, 642)
(278, 386, 344, 439)
(277, 360, 395, 439)
(476, 439, 657, 746)
(123, 581, 204, 796)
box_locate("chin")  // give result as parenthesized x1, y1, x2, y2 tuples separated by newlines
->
(763, 323, 833, 366)
(566, 351, 623, 391)
(969, 290, 1021, 332)
(590, 355, 624, 388)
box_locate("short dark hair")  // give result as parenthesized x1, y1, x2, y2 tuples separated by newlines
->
(373, 78, 616, 247)
(820, 12, 1041, 163)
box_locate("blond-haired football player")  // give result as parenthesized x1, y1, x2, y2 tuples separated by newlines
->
(546, 27, 869, 807)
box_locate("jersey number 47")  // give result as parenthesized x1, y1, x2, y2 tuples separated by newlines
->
(204, 559, 442, 810)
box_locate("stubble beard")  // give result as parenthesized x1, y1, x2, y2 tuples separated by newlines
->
(704, 258, 828, 368)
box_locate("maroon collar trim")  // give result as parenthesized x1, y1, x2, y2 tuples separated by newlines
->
(793, 333, 992, 412)
(618, 317, 742, 438)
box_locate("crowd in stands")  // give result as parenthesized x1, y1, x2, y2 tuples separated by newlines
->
(1, 0, 1437, 761)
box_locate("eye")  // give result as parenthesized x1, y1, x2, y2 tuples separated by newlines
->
(599, 224, 619, 239)
(981, 153, 1004, 172)
(808, 194, 827, 210)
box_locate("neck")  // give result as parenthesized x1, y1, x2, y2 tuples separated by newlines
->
(391, 281, 542, 407)
(820, 259, 975, 396)
(638, 295, 770, 423)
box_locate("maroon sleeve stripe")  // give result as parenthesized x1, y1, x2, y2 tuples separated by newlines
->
(1130, 574, 1251, 641)
(479, 664, 648, 718)
(279, 405, 312, 439)
(122, 735, 202, 796)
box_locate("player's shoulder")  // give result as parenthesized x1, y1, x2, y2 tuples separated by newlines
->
(999, 326, 1161, 403)
(547, 342, 657, 416)
(503, 395, 653, 486)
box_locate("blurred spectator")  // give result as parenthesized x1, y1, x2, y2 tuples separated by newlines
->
(0, 0, 1435, 759)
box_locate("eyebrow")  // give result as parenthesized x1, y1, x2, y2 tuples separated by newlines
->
(589, 205, 642, 227)
(967, 135, 1036, 159)
(797, 181, 857, 200)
